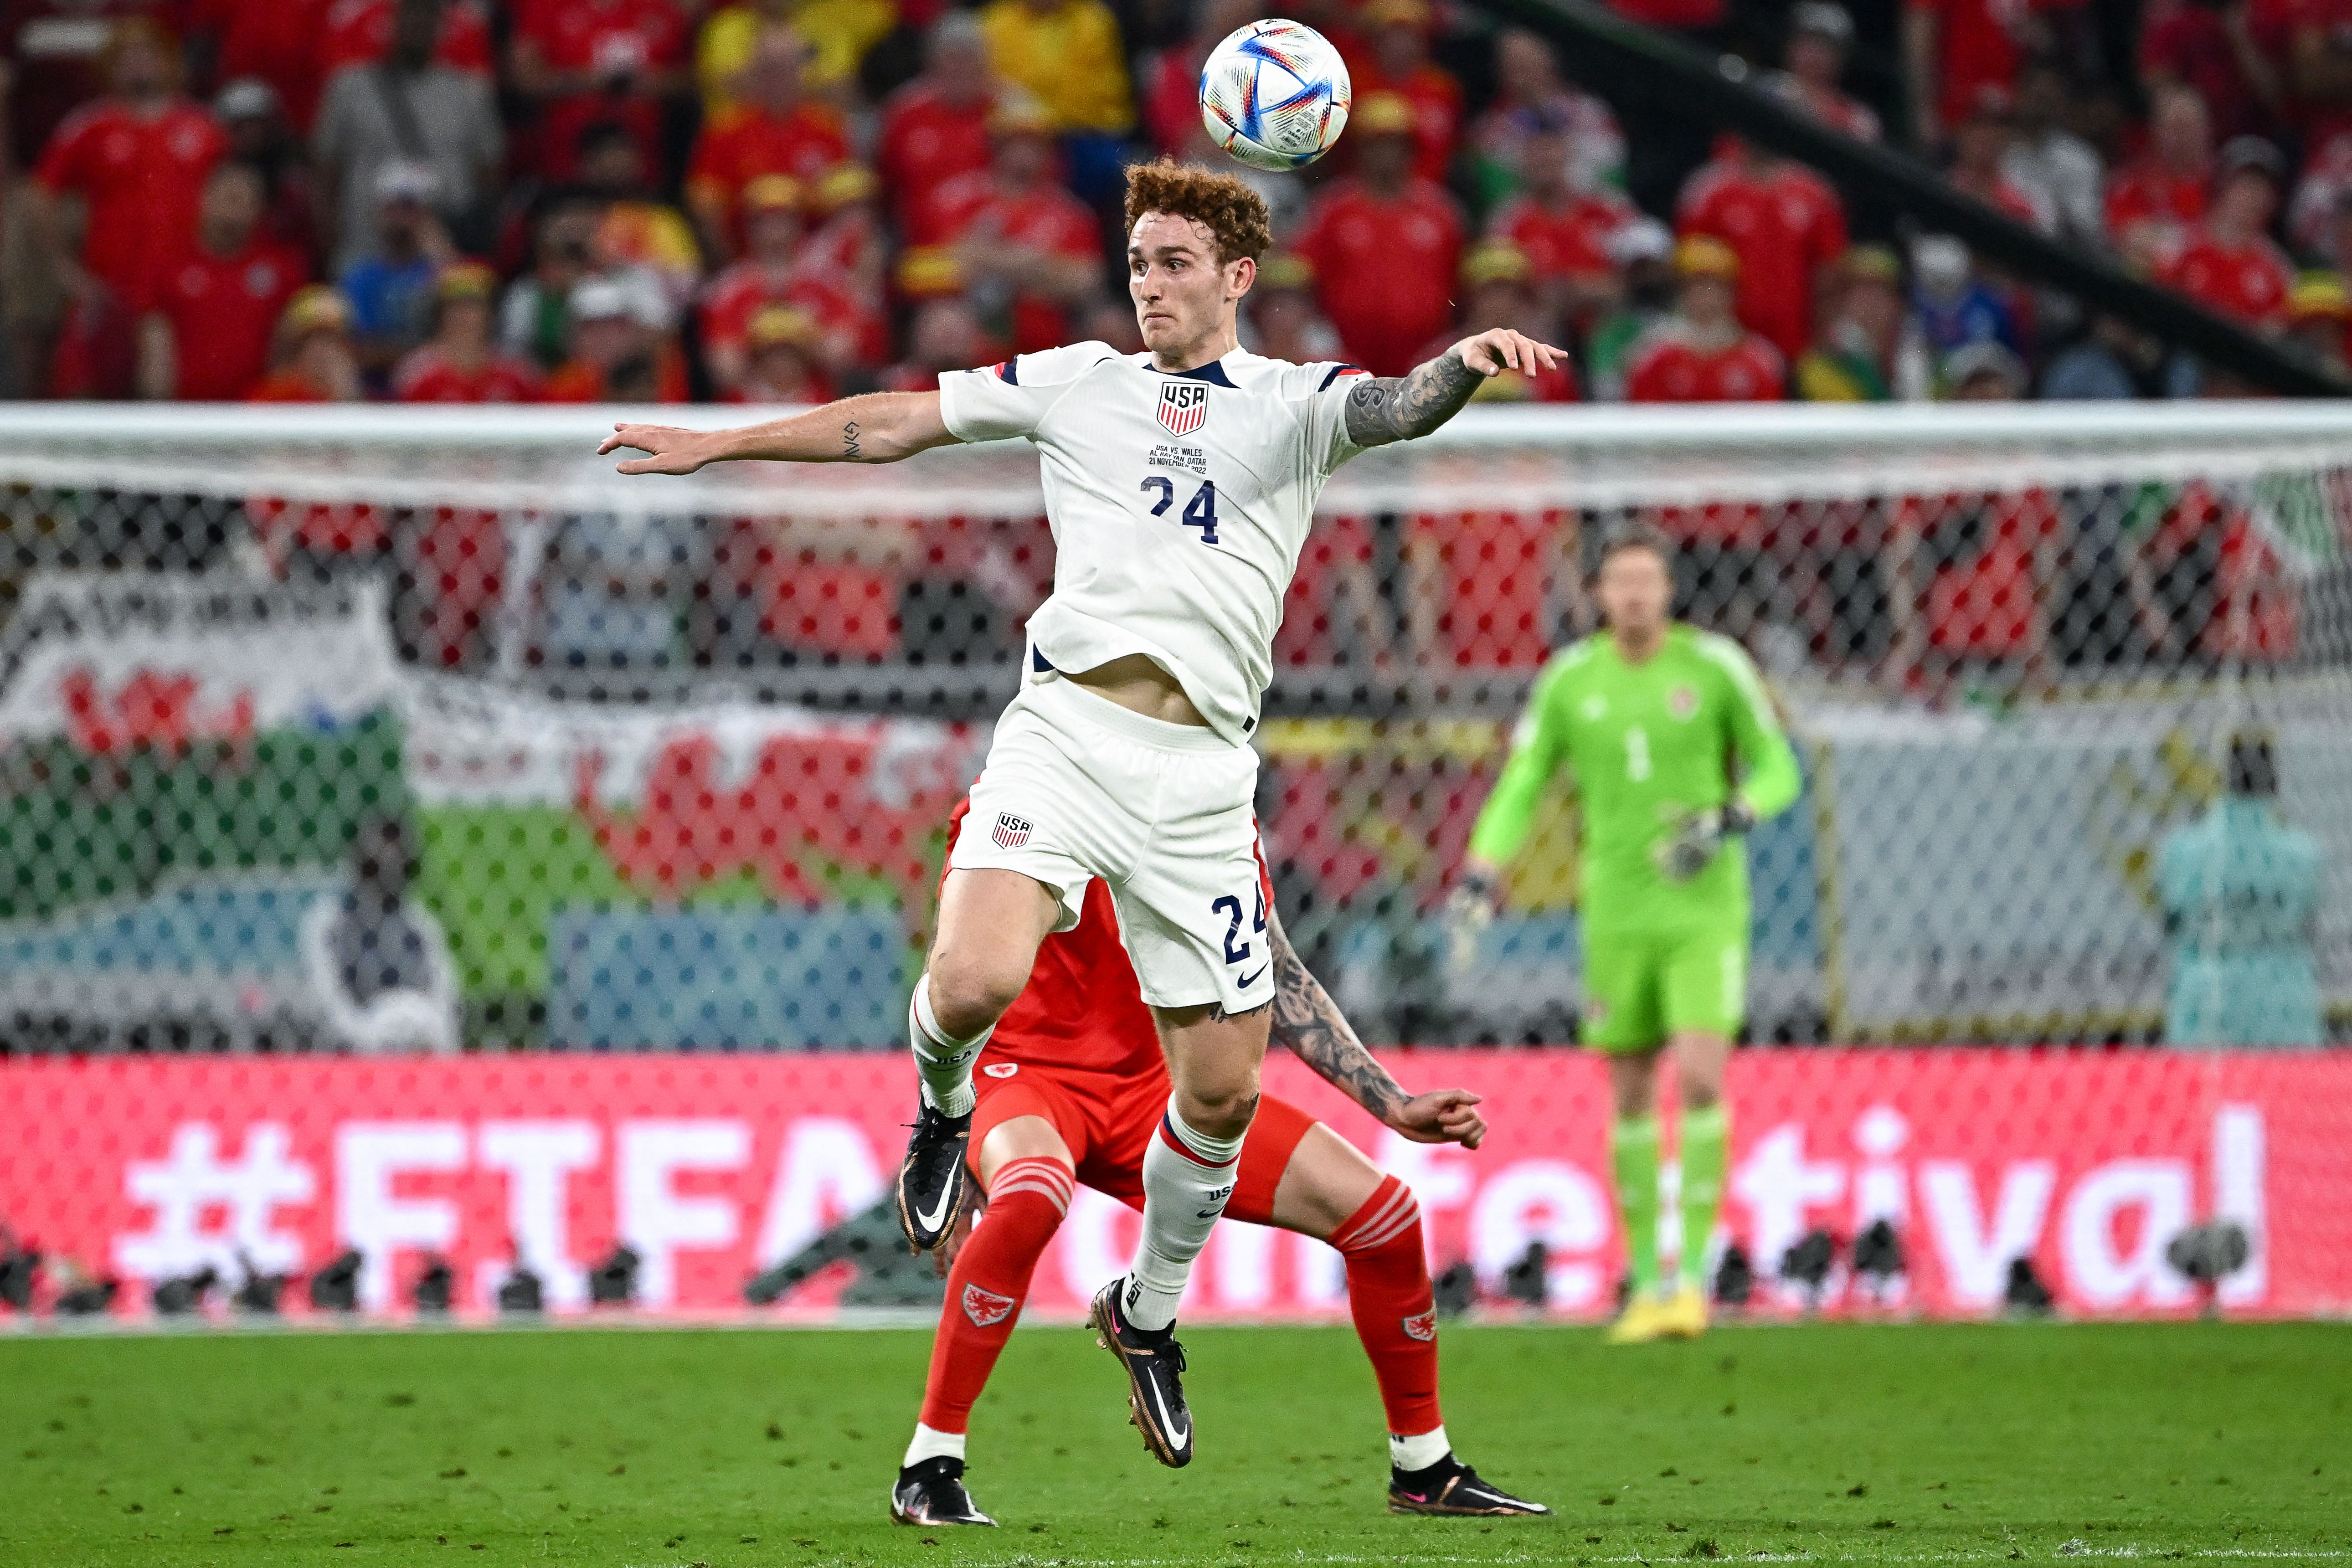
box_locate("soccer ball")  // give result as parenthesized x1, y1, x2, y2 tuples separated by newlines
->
(1199, 18, 1352, 172)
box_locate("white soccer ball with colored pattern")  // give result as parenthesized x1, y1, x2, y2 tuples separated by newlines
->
(1199, 18, 1352, 172)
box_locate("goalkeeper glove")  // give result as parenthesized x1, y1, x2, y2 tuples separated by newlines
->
(1445, 867, 1500, 973)
(1652, 799, 1757, 883)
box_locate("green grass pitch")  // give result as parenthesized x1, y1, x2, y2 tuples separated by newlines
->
(3, 1320, 2345, 1567)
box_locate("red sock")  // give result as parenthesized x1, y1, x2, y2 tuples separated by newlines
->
(1329, 1175, 1443, 1439)
(916, 1157, 1072, 1434)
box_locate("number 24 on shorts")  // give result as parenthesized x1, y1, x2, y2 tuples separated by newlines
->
(1211, 883, 1266, 964)
(1139, 476, 1220, 545)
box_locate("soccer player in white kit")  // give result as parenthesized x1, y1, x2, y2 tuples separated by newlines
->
(604, 160, 1561, 1468)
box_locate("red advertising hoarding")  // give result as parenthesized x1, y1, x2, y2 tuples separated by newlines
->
(3, 1050, 2347, 1321)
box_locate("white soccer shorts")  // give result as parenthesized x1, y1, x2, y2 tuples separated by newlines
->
(951, 675, 1273, 1016)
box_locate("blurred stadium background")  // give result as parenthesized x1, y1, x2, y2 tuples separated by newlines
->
(1, 0, 2350, 1332)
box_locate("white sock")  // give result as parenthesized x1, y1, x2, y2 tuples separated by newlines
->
(909, 973, 988, 1117)
(1390, 1425, 1450, 1472)
(902, 1422, 966, 1468)
(1124, 1100, 1246, 1331)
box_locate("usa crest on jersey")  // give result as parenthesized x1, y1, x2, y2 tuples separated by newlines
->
(993, 812, 1031, 848)
(1157, 381, 1209, 435)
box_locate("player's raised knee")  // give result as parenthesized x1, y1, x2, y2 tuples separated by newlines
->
(923, 947, 1031, 1041)
(1173, 1068, 1261, 1141)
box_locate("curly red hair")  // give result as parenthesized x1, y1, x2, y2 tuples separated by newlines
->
(1123, 159, 1273, 265)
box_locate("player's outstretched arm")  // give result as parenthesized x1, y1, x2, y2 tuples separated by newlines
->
(1267, 905, 1485, 1149)
(1341, 328, 1565, 450)
(599, 391, 957, 475)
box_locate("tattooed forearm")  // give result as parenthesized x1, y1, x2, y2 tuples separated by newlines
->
(1266, 906, 1407, 1121)
(841, 420, 861, 460)
(1342, 349, 1483, 448)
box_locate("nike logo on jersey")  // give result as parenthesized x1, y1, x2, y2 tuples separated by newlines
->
(1237, 964, 1267, 989)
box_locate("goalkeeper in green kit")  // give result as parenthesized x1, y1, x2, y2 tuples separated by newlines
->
(1451, 523, 1800, 1343)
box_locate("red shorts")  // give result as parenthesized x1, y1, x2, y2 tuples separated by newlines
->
(969, 1061, 1317, 1226)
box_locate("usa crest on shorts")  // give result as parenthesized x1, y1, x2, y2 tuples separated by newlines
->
(1157, 381, 1209, 436)
(993, 812, 1031, 848)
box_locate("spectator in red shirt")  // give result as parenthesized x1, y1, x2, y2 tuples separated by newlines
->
(2108, 82, 2213, 270)
(251, 284, 364, 401)
(31, 18, 226, 311)
(685, 24, 849, 261)
(509, 0, 692, 182)
(1768, 1, 1881, 141)
(135, 160, 306, 400)
(246, 285, 381, 579)
(729, 304, 836, 402)
(2139, 0, 2285, 148)
(1890, 342, 2059, 697)
(1294, 92, 1463, 376)
(541, 274, 690, 402)
(701, 174, 825, 394)
(879, 12, 1000, 240)
(1347, 0, 1462, 185)
(215, 80, 324, 265)
(920, 93, 1102, 356)
(1946, 87, 2050, 230)
(320, 0, 494, 84)
(186, 0, 333, 131)
(1903, 0, 2027, 150)
(577, 121, 704, 312)
(1465, 26, 1624, 211)
(1488, 110, 1637, 336)
(803, 162, 888, 310)
(1138, 0, 1253, 159)
(880, 281, 1002, 393)
(392, 262, 542, 401)
(2167, 136, 2294, 336)
(1625, 235, 1788, 402)
(213, 78, 320, 263)
(1426, 242, 1579, 402)
(1676, 136, 1848, 363)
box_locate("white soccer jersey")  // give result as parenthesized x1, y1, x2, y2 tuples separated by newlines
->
(938, 342, 1370, 745)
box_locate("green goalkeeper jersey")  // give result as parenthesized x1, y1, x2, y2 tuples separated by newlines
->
(1467, 626, 1801, 932)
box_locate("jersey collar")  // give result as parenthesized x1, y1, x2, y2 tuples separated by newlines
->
(1145, 354, 1239, 388)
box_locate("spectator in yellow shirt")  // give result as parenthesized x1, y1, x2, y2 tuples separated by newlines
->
(980, 0, 1134, 205)
(701, 0, 897, 111)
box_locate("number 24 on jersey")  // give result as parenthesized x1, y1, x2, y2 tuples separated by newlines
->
(1139, 476, 1221, 545)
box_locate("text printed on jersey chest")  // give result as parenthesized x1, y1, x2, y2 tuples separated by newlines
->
(1148, 441, 1209, 477)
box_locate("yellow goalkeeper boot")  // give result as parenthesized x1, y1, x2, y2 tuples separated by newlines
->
(1657, 1283, 1709, 1340)
(1604, 1293, 1673, 1345)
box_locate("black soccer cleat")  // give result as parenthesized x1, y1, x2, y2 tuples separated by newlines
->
(1090, 1278, 1193, 1469)
(1388, 1454, 1551, 1517)
(889, 1457, 995, 1527)
(895, 1099, 972, 1251)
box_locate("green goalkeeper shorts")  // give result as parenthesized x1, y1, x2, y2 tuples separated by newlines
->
(1579, 923, 1748, 1054)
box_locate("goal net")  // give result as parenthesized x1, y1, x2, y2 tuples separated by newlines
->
(0, 401, 2345, 1052)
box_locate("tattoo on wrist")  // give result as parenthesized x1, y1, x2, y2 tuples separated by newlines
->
(841, 420, 862, 460)
(1342, 352, 1483, 448)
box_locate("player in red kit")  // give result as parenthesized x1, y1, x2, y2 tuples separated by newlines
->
(890, 806, 1548, 1527)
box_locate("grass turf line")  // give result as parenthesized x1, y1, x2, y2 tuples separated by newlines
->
(1, 1321, 2343, 1566)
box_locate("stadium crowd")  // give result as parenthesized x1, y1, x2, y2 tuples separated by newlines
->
(7, 0, 2352, 412)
